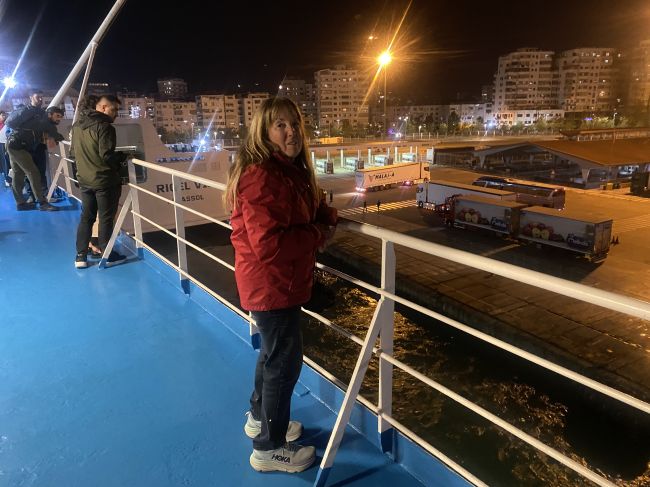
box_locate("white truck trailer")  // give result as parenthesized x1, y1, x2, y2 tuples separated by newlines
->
(517, 206, 612, 261)
(355, 162, 426, 192)
(416, 180, 516, 209)
(448, 195, 528, 234)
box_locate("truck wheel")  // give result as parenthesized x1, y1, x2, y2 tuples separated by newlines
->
(418, 201, 423, 208)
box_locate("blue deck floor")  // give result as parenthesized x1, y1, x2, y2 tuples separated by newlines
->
(0, 189, 426, 487)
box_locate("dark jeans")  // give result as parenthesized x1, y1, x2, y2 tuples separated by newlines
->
(25, 145, 47, 200)
(75, 184, 122, 254)
(0, 142, 9, 181)
(250, 306, 303, 451)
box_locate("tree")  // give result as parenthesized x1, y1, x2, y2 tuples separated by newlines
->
(156, 127, 187, 144)
(511, 122, 525, 134)
(533, 117, 548, 133)
(340, 120, 355, 138)
(424, 114, 434, 133)
(447, 111, 460, 133)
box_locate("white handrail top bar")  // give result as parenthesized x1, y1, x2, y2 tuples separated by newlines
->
(132, 158, 226, 191)
(337, 219, 650, 321)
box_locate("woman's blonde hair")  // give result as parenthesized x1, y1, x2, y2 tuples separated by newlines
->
(224, 97, 319, 211)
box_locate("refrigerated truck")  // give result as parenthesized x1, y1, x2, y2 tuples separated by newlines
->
(355, 162, 427, 192)
(517, 206, 612, 261)
(438, 195, 613, 260)
(448, 195, 528, 234)
(416, 180, 516, 209)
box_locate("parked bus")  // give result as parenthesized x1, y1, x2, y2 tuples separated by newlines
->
(472, 176, 566, 209)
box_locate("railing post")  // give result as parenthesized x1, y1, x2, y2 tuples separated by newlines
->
(315, 293, 394, 487)
(128, 159, 144, 259)
(61, 143, 73, 196)
(46, 142, 72, 200)
(98, 191, 132, 269)
(378, 240, 395, 454)
(171, 174, 190, 294)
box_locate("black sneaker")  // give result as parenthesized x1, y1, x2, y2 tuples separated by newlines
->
(106, 251, 127, 267)
(16, 202, 36, 211)
(88, 247, 102, 258)
(39, 202, 58, 211)
(75, 252, 88, 269)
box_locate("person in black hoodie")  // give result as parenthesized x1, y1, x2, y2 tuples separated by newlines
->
(72, 94, 128, 269)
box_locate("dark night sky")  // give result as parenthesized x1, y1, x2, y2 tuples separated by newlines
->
(2, 0, 649, 103)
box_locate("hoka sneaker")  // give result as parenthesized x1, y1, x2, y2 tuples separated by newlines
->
(250, 442, 315, 473)
(244, 411, 302, 442)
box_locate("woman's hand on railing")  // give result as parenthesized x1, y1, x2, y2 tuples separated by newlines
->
(316, 223, 336, 253)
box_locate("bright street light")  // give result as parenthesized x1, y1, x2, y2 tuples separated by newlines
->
(377, 50, 392, 138)
(3, 77, 16, 89)
(378, 51, 392, 67)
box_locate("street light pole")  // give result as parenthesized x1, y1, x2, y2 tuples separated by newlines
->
(378, 50, 392, 140)
(384, 66, 388, 138)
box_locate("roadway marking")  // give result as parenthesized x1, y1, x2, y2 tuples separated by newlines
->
(338, 200, 417, 216)
(566, 188, 650, 204)
(612, 213, 650, 234)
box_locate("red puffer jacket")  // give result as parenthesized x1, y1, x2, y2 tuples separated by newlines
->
(230, 153, 337, 311)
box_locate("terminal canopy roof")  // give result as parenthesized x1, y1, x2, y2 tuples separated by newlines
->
(473, 138, 650, 167)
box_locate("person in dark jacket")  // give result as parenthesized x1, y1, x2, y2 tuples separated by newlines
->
(21, 91, 51, 202)
(226, 97, 337, 473)
(5, 91, 63, 211)
(0, 111, 9, 187)
(72, 94, 127, 269)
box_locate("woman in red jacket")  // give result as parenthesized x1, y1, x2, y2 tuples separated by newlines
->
(225, 97, 337, 473)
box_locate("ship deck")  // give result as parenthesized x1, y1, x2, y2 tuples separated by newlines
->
(0, 189, 446, 487)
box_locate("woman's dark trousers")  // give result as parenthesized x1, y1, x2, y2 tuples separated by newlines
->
(249, 306, 303, 451)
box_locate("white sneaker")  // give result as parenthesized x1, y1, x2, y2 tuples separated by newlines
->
(244, 411, 302, 442)
(250, 443, 316, 473)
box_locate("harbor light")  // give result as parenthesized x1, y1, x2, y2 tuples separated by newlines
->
(378, 50, 392, 67)
(3, 76, 17, 88)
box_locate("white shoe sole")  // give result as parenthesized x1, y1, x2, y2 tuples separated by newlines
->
(245, 420, 302, 442)
(249, 452, 315, 473)
(75, 261, 88, 269)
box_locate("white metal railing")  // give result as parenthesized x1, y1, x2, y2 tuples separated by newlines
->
(51, 154, 650, 487)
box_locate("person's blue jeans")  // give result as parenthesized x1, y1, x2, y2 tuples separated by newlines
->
(249, 306, 303, 451)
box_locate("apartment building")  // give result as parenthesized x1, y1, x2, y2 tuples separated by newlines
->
(494, 109, 564, 126)
(388, 105, 450, 126)
(240, 92, 270, 128)
(157, 78, 188, 100)
(154, 101, 197, 135)
(119, 94, 155, 120)
(314, 65, 369, 131)
(278, 77, 317, 126)
(195, 94, 241, 132)
(556, 48, 619, 112)
(493, 48, 556, 112)
(628, 39, 650, 109)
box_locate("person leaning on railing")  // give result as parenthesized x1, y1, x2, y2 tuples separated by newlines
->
(225, 97, 337, 474)
(5, 91, 63, 212)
